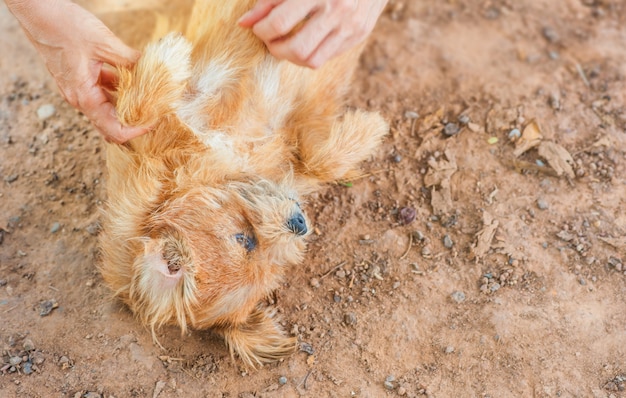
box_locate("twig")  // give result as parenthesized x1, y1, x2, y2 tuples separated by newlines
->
(48, 285, 59, 292)
(575, 63, 591, 88)
(399, 233, 413, 260)
(297, 369, 313, 390)
(319, 261, 346, 280)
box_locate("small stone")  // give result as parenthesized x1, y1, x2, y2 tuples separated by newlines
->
(397, 386, 407, 396)
(278, 376, 288, 385)
(421, 246, 432, 258)
(487, 136, 499, 145)
(579, 278, 587, 286)
(9, 356, 22, 366)
(404, 111, 419, 120)
(412, 231, 424, 241)
(39, 299, 58, 316)
(392, 154, 403, 163)
(443, 235, 454, 249)
(335, 270, 346, 279)
(344, 312, 357, 326)
(451, 291, 466, 303)
(23, 338, 35, 352)
(398, 207, 416, 225)
(85, 222, 100, 236)
(445, 346, 455, 354)
(37, 104, 56, 120)
(31, 351, 45, 365)
(536, 198, 549, 210)
(542, 26, 559, 43)
(309, 278, 320, 288)
(22, 361, 33, 375)
(458, 115, 470, 125)
(50, 222, 61, 234)
(4, 174, 18, 183)
(508, 128, 521, 140)
(299, 342, 315, 355)
(83, 393, 102, 398)
(443, 122, 460, 137)
(490, 283, 501, 292)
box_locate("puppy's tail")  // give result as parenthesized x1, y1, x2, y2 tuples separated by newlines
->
(299, 109, 389, 183)
(116, 33, 192, 128)
(218, 306, 297, 369)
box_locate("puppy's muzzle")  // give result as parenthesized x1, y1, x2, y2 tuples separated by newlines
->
(287, 212, 307, 236)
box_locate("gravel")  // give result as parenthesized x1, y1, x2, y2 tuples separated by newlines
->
(37, 104, 56, 121)
(50, 222, 61, 234)
(399, 207, 416, 225)
(451, 291, 466, 303)
(536, 198, 549, 210)
(443, 235, 454, 249)
(443, 122, 460, 137)
(278, 376, 287, 385)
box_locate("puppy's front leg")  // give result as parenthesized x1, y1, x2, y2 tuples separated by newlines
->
(116, 33, 192, 129)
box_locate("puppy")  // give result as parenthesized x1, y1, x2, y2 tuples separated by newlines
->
(99, 0, 388, 368)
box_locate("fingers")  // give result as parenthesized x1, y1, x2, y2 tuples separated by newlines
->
(251, 1, 316, 42)
(238, 0, 285, 27)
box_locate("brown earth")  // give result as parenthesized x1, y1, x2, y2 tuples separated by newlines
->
(1, 1, 626, 397)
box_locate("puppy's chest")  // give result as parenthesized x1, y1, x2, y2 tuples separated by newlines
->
(178, 58, 298, 174)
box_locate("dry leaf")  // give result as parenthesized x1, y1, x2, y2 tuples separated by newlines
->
(537, 141, 575, 179)
(424, 150, 457, 187)
(513, 120, 543, 157)
(470, 212, 499, 261)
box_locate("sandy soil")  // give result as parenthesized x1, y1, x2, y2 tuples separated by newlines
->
(1, 1, 626, 397)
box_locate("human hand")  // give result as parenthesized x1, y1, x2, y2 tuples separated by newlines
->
(238, 0, 389, 68)
(5, 0, 148, 143)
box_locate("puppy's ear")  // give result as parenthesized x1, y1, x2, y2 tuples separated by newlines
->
(116, 33, 192, 128)
(137, 239, 184, 291)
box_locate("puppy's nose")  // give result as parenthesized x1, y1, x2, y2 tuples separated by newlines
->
(287, 213, 307, 236)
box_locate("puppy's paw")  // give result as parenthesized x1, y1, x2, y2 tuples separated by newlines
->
(220, 306, 297, 369)
(116, 33, 192, 128)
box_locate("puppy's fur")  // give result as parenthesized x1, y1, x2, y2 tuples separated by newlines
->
(99, 0, 387, 368)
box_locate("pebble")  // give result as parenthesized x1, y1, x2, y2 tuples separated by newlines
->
(536, 198, 549, 210)
(344, 312, 357, 326)
(458, 115, 470, 125)
(384, 375, 395, 390)
(22, 361, 33, 375)
(579, 278, 587, 286)
(451, 291, 466, 303)
(4, 174, 18, 183)
(23, 338, 35, 352)
(37, 104, 56, 121)
(31, 351, 45, 365)
(490, 283, 501, 292)
(309, 278, 320, 288)
(83, 393, 102, 398)
(397, 386, 407, 396)
(86, 222, 100, 236)
(39, 299, 58, 316)
(9, 356, 22, 366)
(443, 122, 460, 137)
(399, 207, 416, 225)
(300, 342, 315, 355)
(542, 26, 559, 43)
(278, 376, 288, 385)
(508, 128, 521, 140)
(50, 222, 61, 234)
(392, 154, 402, 163)
(404, 111, 419, 120)
(445, 346, 455, 354)
(443, 235, 454, 249)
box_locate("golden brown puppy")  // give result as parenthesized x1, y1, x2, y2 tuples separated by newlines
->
(99, 0, 388, 368)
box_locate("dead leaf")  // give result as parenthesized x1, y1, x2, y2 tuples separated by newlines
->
(514, 120, 543, 157)
(419, 106, 445, 133)
(537, 141, 575, 179)
(470, 212, 499, 261)
(424, 150, 457, 187)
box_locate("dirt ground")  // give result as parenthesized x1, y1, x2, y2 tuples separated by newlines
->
(1, 1, 626, 397)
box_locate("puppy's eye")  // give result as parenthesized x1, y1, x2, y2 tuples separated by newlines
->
(235, 233, 257, 252)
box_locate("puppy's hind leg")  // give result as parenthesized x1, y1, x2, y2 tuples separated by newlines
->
(116, 33, 192, 128)
(219, 306, 297, 369)
(299, 109, 388, 184)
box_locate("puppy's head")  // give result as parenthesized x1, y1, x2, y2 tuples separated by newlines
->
(129, 179, 308, 333)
